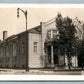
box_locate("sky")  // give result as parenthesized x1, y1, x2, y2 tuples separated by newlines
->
(0, 4, 84, 40)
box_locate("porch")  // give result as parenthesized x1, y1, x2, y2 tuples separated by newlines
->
(44, 41, 79, 70)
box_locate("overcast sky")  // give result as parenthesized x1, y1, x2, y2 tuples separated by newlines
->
(0, 5, 84, 40)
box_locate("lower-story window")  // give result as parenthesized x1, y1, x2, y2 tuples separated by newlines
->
(0, 57, 4, 63)
(6, 65, 9, 68)
(0, 65, 3, 68)
(22, 65, 25, 68)
(14, 65, 16, 68)
(6, 57, 9, 62)
(13, 56, 17, 62)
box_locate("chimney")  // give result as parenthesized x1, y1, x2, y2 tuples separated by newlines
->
(3, 31, 7, 40)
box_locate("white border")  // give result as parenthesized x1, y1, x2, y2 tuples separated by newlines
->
(0, 75, 84, 81)
(0, 4, 84, 81)
(0, 4, 83, 8)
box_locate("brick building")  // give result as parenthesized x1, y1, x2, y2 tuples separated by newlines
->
(0, 17, 79, 69)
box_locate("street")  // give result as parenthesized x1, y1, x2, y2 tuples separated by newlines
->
(0, 69, 83, 75)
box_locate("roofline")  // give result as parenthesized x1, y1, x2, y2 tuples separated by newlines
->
(16, 25, 41, 36)
(0, 24, 41, 43)
(0, 16, 56, 42)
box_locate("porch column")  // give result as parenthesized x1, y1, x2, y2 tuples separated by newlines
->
(46, 46, 48, 64)
(51, 45, 54, 64)
(51, 30, 54, 64)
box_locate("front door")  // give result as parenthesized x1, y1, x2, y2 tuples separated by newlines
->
(78, 54, 84, 67)
(47, 46, 51, 64)
(54, 46, 58, 65)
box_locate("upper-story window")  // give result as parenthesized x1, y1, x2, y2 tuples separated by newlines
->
(47, 29, 59, 39)
(47, 30, 51, 39)
(33, 42, 38, 52)
(53, 30, 57, 38)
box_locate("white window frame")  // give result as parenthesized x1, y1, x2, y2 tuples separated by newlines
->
(33, 42, 38, 52)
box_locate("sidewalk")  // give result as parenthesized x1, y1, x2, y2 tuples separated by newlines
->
(0, 68, 83, 75)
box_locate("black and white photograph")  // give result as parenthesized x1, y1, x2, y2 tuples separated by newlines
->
(0, 4, 84, 76)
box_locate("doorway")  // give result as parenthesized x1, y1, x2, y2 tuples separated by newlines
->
(78, 55, 84, 67)
(53, 46, 58, 65)
(47, 46, 58, 65)
(47, 46, 51, 64)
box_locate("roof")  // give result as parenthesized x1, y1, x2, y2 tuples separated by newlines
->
(0, 24, 41, 43)
(16, 25, 41, 36)
(0, 16, 56, 43)
(28, 25, 41, 34)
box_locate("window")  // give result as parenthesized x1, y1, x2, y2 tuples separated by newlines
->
(15, 56, 17, 60)
(1, 65, 3, 68)
(5, 45, 10, 62)
(53, 30, 57, 38)
(0, 58, 3, 63)
(47, 30, 51, 39)
(22, 42, 25, 54)
(13, 42, 16, 57)
(22, 65, 25, 68)
(13, 56, 17, 62)
(6, 57, 9, 62)
(13, 42, 17, 62)
(6, 45, 9, 57)
(47, 30, 59, 39)
(57, 30, 59, 35)
(14, 65, 16, 68)
(33, 42, 38, 52)
(6, 65, 9, 68)
(0, 47, 4, 63)
(1, 47, 3, 57)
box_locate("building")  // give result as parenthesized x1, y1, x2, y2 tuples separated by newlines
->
(0, 16, 81, 69)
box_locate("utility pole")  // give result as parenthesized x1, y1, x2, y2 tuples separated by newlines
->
(17, 8, 29, 71)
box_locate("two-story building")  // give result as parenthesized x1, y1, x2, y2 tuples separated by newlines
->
(0, 15, 79, 69)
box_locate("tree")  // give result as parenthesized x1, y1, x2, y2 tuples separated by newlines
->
(73, 18, 84, 69)
(77, 34, 84, 69)
(56, 13, 77, 70)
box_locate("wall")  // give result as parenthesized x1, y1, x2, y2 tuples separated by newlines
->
(72, 56, 78, 67)
(16, 34, 26, 68)
(28, 33, 42, 68)
(41, 19, 57, 67)
(0, 39, 18, 68)
(41, 20, 56, 57)
(0, 33, 27, 69)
